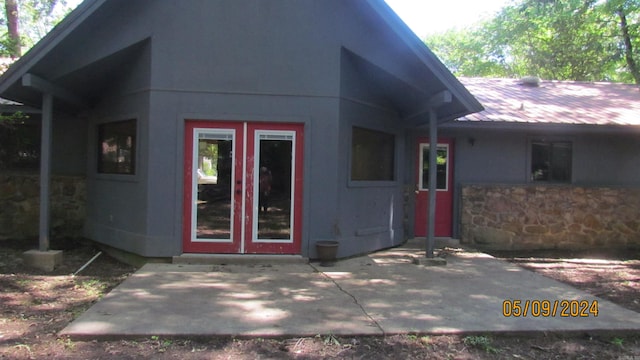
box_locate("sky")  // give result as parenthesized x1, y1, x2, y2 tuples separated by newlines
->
(383, 0, 511, 38)
(64, 0, 510, 39)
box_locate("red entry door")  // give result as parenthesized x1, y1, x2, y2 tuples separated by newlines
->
(183, 121, 304, 254)
(414, 138, 454, 237)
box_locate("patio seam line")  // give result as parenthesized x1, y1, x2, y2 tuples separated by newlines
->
(308, 263, 386, 336)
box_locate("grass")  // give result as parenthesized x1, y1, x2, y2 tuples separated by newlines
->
(58, 337, 76, 350)
(77, 279, 108, 297)
(320, 334, 341, 346)
(419, 336, 431, 345)
(150, 336, 175, 352)
(611, 337, 625, 347)
(13, 344, 32, 353)
(463, 335, 500, 354)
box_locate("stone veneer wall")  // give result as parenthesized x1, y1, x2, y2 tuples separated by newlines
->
(0, 174, 86, 240)
(461, 184, 640, 250)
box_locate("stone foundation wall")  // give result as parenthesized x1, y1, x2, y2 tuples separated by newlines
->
(0, 174, 86, 240)
(461, 184, 640, 250)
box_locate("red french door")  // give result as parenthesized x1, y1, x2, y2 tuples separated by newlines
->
(183, 121, 304, 254)
(414, 138, 454, 237)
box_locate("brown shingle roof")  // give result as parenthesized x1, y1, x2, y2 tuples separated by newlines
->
(458, 77, 640, 126)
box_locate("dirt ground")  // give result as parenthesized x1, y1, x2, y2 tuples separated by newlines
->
(1, 239, 639, 359)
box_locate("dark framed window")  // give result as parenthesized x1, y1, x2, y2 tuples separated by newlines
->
(531, 140, 572, 182)
(351, 126, 395, 181)
(98, 119, 136, 175)
(0, 118, 40, 171)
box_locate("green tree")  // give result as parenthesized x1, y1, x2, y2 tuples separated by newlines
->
(0, 0, 74, 127)
(603, 0, 640, 84)
(425, 0, 640, 84)
(426, 26, 513, 77)
(4, 0, 18, 57)
(486, 0, 616, 81)
(0, 0, 72, 58)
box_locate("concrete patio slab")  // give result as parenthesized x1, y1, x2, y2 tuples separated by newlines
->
(61, 243, 640, 339)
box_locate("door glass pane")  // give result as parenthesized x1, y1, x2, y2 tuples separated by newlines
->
(256, 134, 293, 240)
(195, 132, 233, 240)
(421, 145, 448, 190)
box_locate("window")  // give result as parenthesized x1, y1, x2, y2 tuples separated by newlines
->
(351, 127, 395, 181)
(0, 118, 40, 171)
(531, 140, 572, 182)
(98, 119, 136, 174)
(419, 144, 449, 190)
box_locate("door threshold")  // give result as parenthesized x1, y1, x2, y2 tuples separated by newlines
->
(173, 254, 308, 265)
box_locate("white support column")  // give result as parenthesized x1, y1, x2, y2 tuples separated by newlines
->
(426, 108, 438, 258)
(39, 92, 53, 252)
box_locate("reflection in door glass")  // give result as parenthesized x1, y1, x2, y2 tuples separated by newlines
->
(257, 135, 293, 240)
(421, 145, 448, 190)
(196, 132, 233, 239)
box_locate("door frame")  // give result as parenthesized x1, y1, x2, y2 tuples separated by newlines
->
(182, 121, 244, 254)
(182, 120, 304, 254)
(244, 123, 304, 254)
(414, 137, 455, 237)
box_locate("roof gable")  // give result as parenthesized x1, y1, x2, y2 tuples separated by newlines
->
(0, 0, 482, 122)
(363, 1, 483, 121)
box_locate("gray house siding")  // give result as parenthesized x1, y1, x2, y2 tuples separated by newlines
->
(148, 1, 340, 97)
(145, 92, 341, 257)
(52, 115, 87, 175)
(135, 0, 351, 257)
(441, 126, 640, 187)
(336, 99, 405, 257)
(84, 89, 151, 256)
(0, 0, 482, 257)
(405, 125, 640, 242)
(100, 0, 433, 258)
(334, 47, 408, 257)
(79, 0, 345, 257)
(84, 38, 152, 255)
(573, 133, 640, 186)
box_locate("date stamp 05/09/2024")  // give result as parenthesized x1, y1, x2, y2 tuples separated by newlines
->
(502, 299, 599, 318)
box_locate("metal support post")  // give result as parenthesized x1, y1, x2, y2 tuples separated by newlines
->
(39, 92, 53, 252)
(426, 109, 438, 258)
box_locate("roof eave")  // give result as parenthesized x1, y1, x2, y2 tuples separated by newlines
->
(365, 0, 484, 120)
(443, 119, 640, 134)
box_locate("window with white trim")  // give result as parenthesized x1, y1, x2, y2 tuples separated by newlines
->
(419, 144, 449, 191)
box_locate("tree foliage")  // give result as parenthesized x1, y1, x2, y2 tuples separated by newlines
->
(425, 0, 640, 84)
(426, 26, 513, 77)
(0, 0, 71, 57)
